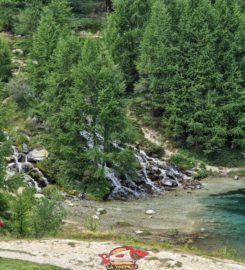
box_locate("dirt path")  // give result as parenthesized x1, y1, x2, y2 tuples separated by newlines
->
(142, 127, 177, 158)
(0, 239, 244, 270)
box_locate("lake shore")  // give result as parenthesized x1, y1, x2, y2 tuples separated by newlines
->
(0, 239, 245, 270)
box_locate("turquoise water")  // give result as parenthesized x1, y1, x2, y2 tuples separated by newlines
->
(194, 188, 245, 257)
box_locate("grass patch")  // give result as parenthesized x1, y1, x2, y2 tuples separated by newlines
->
(56, 224, 245, 263)
(0, 258, 69, 270)
(227, 170, 245, 177)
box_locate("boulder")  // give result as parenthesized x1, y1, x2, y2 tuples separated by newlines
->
(22, 143, 28, 154)
(27, 149, 49, 161)
(92, 215, 100, 220)
(145, 210, 156, 215)
(234, 175, 239, 180)
(134, 230, 144, 235)
(97, 208, 107, 215)
(65, 200, 74, 207)
(34, 194, 45, 199)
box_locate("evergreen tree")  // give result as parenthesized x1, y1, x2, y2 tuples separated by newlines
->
(16, 0, 51, 35)
(0, 38, 12, 82)
(38, 34, 83, 187)
(104, 0, 151, 91)
(73, 38, 126, 162)
(214, 0, 245, 148)
(29, 0, 72, 98)
(137, 0, 174, 116)
(167, 0, 226, 153)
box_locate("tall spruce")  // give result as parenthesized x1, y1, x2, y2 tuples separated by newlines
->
(29, 0, 72, 98)
(214, 0, 245, 148)
(0, 38, 12, 82)
(104, 0, 151, 91)
(73, 38, 126, 163)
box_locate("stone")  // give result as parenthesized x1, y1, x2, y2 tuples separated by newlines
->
(145, 210, 156, 215)
(234, 175, 239, 180)
(22, 143, 28, 154)
(65, 200, 74, 207)
(92, 215, 100, 220)
(134, 230, 144, 235)
(27, 149, 49, 161)
(200, 227, 205, 233)
(12, 48, 24, 55)
(34, 194, 45, 199)
(97, 208, 107, 215)
(17, 187, 25, 194)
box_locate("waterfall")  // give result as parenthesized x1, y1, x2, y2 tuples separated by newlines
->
(6, 146, 49, 192)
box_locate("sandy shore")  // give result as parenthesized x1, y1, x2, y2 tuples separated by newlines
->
(0, 239, 244, 270)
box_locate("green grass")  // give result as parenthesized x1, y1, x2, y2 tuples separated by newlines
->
(0, 258, 69, 270)
(56, 224, 245, 263)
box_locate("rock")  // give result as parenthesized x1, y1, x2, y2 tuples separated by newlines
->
(145, 210, 156, 215)
(200, 227, 205, 233)
(27, 149, 49, 161)
(134, 230, 144, 235)
(12, 48, 24, 55)
(34, 194, 45, 199)
(22, 143, 28, 154)
(234, 175, 239, 180)
(97, 208, 107, 215)
(92, 215, 100, 220)
(65, 200, 74, 207)
(17, 187, 25, 194)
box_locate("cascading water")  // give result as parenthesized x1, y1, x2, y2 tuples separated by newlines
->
(80, 130, 198, 200)
(6, 145, 49, 192)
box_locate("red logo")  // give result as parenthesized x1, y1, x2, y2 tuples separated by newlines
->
(99, 245, 148, 269)
(0, 220, 5, 228)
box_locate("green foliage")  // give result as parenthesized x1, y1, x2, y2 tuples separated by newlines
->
(170, 151, 196, 171)
(137, 0, 245, 154)
(104, 0, 151, 90)
(0, 0, 24, 32)
(32, 196, 65, 238)
(4, 173, 26, 192)
(84, 215, 100, 232)
(29, 0, 72, 98)
(82, 169, 112, 199)
(15, 0, 51, 35)
(0, 192, 10, 220)
(147, 144, 165, 158)
(0, 37, 12, 82)
(0, 258, 69, 270)
(4, 73, 32, 108)
(10, 188, 35, 237)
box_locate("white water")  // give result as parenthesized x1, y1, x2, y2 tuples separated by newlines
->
(6, 146, 49, 192)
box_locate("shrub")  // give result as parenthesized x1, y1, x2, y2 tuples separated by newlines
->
(4, 173, 26, 192)
(5, 74, 32, 108)
(0, 37, 12, 82)
(84, 215, 100, 232)
(32, 196, 66, 238)
(170, 151, 196, 170)
(147, 143, 165, 158)
(10, 188, 35, 237)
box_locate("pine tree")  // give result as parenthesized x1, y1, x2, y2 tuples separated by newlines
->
(104, 0, 151, 91)
(137, 0, 174, 117)
(73, 38, 126, 160)
(167, 0, 226, 152)
(39, 34, 83, 186)
(0, 38, 12, 82)
(42, 34, 81, 118)
(16, 0, 51, 35)
(214, 0, 245, 149)
(29, 0, 72, 98)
